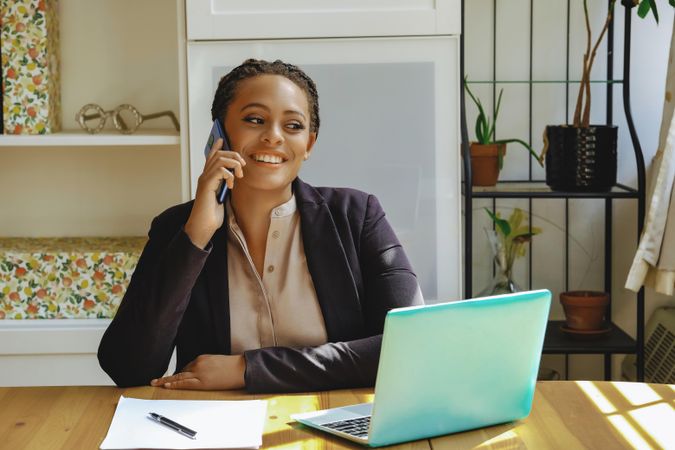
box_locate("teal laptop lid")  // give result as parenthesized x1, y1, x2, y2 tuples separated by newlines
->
(368, 289, 551, 447)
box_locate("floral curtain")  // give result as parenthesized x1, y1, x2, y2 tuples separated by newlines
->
(626, 20, 675, 296)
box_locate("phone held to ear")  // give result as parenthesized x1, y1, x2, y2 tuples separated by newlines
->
(204, 119, 232, 204)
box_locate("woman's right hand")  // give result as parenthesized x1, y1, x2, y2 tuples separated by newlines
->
(185, 138, 246, 249)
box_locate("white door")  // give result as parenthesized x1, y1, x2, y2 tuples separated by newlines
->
(186, 36, 461, 301)
(185, 0, 461, 40)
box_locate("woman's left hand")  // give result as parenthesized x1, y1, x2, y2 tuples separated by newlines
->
(150, 354, 246, 390)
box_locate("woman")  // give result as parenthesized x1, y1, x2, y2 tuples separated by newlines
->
(97, 59, 423, 393)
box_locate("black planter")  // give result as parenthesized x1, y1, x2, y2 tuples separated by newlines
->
(544, 125, 617, 192)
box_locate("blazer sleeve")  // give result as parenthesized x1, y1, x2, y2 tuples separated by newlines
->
(97, 213, 211, 387)
(243, 194, 423, 393)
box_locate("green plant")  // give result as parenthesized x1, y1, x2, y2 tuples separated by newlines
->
(464, 77, 543, 169)
(484, 207, 542, 276)
(573, 0, 674, 128)
(636, 0, 675, 23)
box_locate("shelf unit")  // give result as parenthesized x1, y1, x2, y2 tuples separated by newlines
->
(0, 130, 180, 147)
(460, 0, 646, 380)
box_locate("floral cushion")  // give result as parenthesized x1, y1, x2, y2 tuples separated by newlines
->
(0, 237, 145, 319)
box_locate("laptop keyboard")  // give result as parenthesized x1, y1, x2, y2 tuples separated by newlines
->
(322, 416, 371, 439)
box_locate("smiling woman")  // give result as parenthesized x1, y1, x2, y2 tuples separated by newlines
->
(97, 59, 424, 393)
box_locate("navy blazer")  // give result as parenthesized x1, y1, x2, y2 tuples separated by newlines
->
(98, 178, 423, 393)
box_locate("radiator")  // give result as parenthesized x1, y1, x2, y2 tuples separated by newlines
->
(622, 307, 675, 384)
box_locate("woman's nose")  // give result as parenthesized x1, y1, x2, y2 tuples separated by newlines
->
(261, 124, 284, 146)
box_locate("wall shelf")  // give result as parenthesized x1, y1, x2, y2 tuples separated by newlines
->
(466, 182, 640, 199)
(465, 79, 624, 84)
(0, 130, 180, 147)
(543, 320, 637, 354)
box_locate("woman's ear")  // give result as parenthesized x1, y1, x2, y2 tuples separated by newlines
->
(304, 132, 317, 160)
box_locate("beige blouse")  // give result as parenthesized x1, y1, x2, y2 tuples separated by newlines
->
(226, 195, 328, 354)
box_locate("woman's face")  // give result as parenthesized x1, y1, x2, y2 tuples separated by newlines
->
(223, 74, 316, 194)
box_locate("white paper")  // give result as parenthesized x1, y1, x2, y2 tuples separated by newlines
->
(100, 395, 267, 449)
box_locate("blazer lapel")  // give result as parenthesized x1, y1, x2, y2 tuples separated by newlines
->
(204, 205, 231, 355)
(294, 178, 364, 341)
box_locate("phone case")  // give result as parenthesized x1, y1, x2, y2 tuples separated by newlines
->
(204, 119, 229, 157)
(204, 119, 231, 203)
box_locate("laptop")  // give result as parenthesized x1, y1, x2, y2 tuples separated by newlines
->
(291, 289, 551, 447)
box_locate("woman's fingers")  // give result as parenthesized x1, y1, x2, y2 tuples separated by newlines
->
(202, 152, 245, 189)
(205, 137, 221, 160)
(163, 377, 202, 390)
(150, 371, 195, 387)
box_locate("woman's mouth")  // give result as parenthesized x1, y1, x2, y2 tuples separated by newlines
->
(250, 153, 286, 165)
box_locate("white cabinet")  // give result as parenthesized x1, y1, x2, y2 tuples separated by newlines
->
(182, 1, 462, 301)
(183, 0, 462, 302)
(185, 0, 461, 40)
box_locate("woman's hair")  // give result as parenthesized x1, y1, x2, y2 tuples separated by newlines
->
(211, 58, 320, 134)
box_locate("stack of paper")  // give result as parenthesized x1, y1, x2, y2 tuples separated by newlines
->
(100, 395, 267, 449)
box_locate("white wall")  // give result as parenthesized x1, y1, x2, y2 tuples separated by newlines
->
(465, 1, 674, 380)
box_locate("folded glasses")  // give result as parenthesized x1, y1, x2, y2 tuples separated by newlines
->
(76, 104, 180, 134)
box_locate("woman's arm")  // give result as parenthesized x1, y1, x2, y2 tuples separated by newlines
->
(97, 214, 211, 387)
(243, 194, 423, 393)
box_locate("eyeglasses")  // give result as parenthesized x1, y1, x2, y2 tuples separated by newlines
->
(75, 104, 180, 134)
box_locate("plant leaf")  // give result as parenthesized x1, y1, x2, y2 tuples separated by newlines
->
(637, 0, 651, 18)
(509, 208, 524, 231)
(494, 138, 544, 166)
(512, 226, 542, 236)
(494, 88, 504, 128)
(475, 117, 484, 143)
(648, 0, 659, 23)
(463, 76, 481, 108)
(476, 101, 489, 140)
(484, 208, 511, 237)
(512, 234, 536, 244)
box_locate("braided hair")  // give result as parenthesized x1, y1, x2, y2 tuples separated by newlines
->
(211, 59, 320, 135)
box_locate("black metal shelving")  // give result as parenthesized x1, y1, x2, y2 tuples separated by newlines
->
(460, 0, 646, 381)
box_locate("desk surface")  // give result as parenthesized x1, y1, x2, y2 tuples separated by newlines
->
(1, 381, 673, 449)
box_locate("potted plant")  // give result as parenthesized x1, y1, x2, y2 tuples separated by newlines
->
(464, 78, 543, 186)
(542, 0, 673, 192)
(541, 0, 618, 192)
(479, 207, 542, 295)
(559, 291, 610, 337)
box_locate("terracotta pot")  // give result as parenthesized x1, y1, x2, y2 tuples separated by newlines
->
(470, 143, 506, 186)
(560, 291, 609, 331)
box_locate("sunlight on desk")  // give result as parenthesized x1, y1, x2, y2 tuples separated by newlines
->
(263, 394, 319, 449)
(607, 415, 653, 450)
(611, 381, 662, 406)
(473, 430, 522, 449)
(576, 380, 675, 450)
(576, 380, 617, 413)
(262, 390, 375, 449)
(629, 403, 675, 449)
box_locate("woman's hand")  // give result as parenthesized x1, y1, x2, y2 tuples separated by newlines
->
(150, 354, 246, 390)
(185, 138, 246, 249)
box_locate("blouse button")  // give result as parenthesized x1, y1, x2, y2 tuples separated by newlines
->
(267, 265, 275, 273)
(272, 230, 281, 239)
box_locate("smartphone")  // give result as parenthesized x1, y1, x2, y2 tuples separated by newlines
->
(204, 119, 232, 204)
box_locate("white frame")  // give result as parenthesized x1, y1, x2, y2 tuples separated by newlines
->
(185, 0, 460, 40)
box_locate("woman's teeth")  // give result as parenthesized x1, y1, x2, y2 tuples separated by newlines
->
(252, 154, 283, 164)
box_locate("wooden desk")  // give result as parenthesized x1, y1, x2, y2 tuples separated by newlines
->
(1, 381, 673, 449)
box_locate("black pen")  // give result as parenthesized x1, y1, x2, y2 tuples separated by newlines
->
(148, 412, 197, 440)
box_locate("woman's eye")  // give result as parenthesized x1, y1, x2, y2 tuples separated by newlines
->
(244, 116, 263, 125)
(287, 122, 305, 130)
